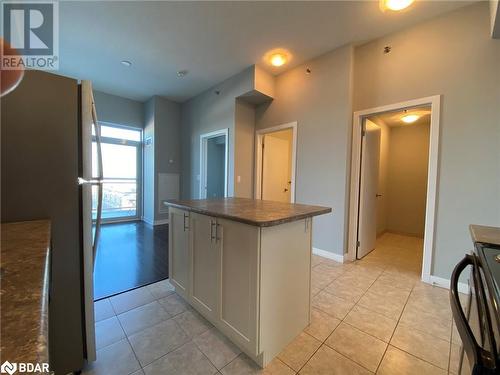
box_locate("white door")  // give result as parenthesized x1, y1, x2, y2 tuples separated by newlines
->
(262, 135, 291, 202)
(79, 80, 102, 362)
(357, 121, 381, 259)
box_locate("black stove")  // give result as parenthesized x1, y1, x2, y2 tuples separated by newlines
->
(450, 240, 500, 375)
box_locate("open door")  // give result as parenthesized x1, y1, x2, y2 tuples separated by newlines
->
(261, 134, 292, 202)
(357, 120, 381, 259)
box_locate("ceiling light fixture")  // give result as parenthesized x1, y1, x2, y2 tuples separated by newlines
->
(380, 0, 414, 11)
(401, 114, 419, 123)
(270, 53, 287, 67)
(177, 70, 188, 78)
(121, 60, 132, 67)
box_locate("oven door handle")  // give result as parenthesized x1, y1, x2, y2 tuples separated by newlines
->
(450, 254, 485, 372)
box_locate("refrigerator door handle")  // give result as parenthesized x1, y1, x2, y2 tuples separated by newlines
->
(77, 177, 103, 185)
(91, 96, 103, 265)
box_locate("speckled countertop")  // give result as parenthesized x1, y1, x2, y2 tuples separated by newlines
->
(470, 224, 500, 246)
(1, 220, 51, 365)
(164, 198, 332, 227)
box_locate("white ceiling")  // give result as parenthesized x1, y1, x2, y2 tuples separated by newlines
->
(59, 1, 473, 102)
(370, 106, 431, 127)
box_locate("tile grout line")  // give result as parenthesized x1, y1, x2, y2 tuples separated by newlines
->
(373, 273, 413, 374)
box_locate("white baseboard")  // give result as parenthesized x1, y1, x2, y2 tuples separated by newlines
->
(428, 275, 469, 294)
(154, 219, 169, 225)
(312, 247, 344, 264)
(141, 217, 169, 226)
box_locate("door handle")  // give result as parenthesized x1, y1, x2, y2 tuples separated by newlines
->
(210, 220, 216, 241)
(284, 188, 289, 192)
(376, 194, 383, 197)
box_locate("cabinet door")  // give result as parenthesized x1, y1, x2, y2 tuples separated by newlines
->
(169, 208, 190, 298)
(190, 212, 219, 319)
(217, 218, 260, 355)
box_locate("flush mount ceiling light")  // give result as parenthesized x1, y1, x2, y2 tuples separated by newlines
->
(270, 53, 287, 67)
(380, 0, 414, 11)
(263, 49, 291, 68)
(177, 70, 188, 78)
(401, 113, 420, 123)
(121, 60, 132, 67)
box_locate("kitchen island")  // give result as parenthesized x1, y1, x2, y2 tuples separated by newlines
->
(164, 198, 331, 367)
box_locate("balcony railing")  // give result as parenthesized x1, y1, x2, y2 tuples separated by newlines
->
(92, 179, 137, 220)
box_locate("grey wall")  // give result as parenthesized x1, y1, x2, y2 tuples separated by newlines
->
(354, 2, 500, 278)
(154, 96, 181, 222)
(143, 98, 155, 224)
(386, 123, 430, 237)
(93, 90, 144, 128)
(255, 45, 354, 255)
(234, 99, 256, 198)
(180, 66, 255, 199)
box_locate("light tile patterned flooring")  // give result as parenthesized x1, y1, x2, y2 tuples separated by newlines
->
(84, 233, 465, 375)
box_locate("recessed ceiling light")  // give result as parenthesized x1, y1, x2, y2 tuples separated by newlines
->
(380, 0, 414, 11)
(121, 60, 132, 67)
(270, 53, 287, 67)
(177, 70, 188, 78)
(401, 114, 419, 123)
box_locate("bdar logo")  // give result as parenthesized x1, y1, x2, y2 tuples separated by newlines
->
(0, 361, 17, 375)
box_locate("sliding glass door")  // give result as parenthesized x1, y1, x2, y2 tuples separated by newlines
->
(92, 124, 142, 221)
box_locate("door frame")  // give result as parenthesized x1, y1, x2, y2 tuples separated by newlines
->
(199, 128, 229, 199)
(347, 95, 441, 284)
(254, 122, 298, 203)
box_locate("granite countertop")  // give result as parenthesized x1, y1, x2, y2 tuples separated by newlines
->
(164, 198, 332, 227)
(470, 224, 500, 246)
(1, 220, 51, 365)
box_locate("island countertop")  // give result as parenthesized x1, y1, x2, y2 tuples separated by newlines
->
(1, 220, 51, 365)
(164, 197, 332, 227)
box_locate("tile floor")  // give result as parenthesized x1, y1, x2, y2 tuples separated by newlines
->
(84, 233, 466, 375)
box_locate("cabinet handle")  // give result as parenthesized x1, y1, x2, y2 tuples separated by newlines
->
(183, 213, 189, 231)
(210, 220, 216, 241)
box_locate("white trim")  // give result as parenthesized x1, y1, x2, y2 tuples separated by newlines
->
(312, 247, 344, 264)
(154, 219, 169, 225)
(142, 217, 169, 226)
(347, 95, 441, 285)
(199, 129, 229, 199)
(254, 122, 298, 203)
(429, 275, 470, 295)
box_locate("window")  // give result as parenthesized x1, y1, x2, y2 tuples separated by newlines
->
(92, 124, 142, 221)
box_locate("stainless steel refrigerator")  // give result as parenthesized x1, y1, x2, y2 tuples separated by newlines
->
(1, 70, 102, 373)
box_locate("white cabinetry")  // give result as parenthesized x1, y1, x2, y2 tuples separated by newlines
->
(168, 208, 312, 367)
(190, 212, 219, 320)
(168, 207, 190, 298)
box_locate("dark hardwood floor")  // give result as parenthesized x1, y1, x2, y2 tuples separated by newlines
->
(94, 221, 168, 300)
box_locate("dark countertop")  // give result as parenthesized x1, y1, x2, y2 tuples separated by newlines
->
(164, 198, 332, 227)
(470, 224, 500, 246)
(1, 220, 51, 365)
